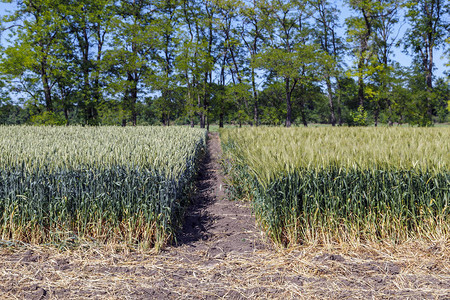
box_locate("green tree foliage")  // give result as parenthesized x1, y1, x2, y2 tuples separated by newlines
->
(0, 0, 448, 126)
(345, 0, 379, 111)
(239, 0, 267, 126)
(310, 0, 344, 126)
(253, 0, 322, 127)
(403, 0, 449, 124)
(61, 0, 114, 125)
(0, 0, 68, 114)
(103, 0, 158, 126)
(370, 0, 400, 126)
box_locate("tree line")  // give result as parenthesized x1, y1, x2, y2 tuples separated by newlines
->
(0, 0, 448, 127)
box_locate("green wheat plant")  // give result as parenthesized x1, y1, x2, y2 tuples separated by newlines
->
(220, 127, 449, 246)
(0, 126, 207, 249)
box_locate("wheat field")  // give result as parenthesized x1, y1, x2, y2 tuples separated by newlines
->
(0, 126, 206, 249)
(221, 127, 450, 246)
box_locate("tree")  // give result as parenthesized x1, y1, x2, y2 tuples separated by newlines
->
(0, 0, 68, 116)
(434, 77, 449, 122)
(175, 0, 215, 128)
(254, 0, 318, 127)
(404, 0, 449, 124)
(345, 0, 378, 112)
(240, 0, 266, 126)
(104, 0, 157, 126)
(0, 0, 448, 127)
(370, 0, 400, 126)
(311, 0, 344, 126)
(214, 0, 244, 127)
(60, 0, 114, 125)
(258, 81, 285, 125)
(146, 0, 180, 126)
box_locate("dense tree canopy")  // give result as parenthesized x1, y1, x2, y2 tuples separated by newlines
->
(0, 0, 448, 126)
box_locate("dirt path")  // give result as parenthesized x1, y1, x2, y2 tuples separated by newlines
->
(0, 133, 449, 299)
(174, 132, 267, 257)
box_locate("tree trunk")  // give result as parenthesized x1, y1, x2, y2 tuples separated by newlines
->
(80, 25, 93, 124)
(64, 107, 69, 125)
(91, 30, 104, 125)
(202, 71, 208, 129)
(41, 57, 53, 112)
(387, 98, 393, 126)
(325, 75, 336, 126)
(357, 9, 372, 110)
(285, 77, 298, 127)
(426, 64, 433, 122)
(423, 14, 434, 123)
(337, 102, 343, 126)
(336, 78, 343, 126)
(285, 78, 292, 128)
(219, 113, 224, 128)
(251, 67, 258, 126)
(357, 72, 365, 109)
(186, 70, 195, 128)
(374, 103, 380, 127)
(129, 74, 138, 126)
(300, 100, 308, 127)
(198, 93, 204, 128)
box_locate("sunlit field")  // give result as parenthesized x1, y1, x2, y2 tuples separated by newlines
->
(221, 127, 450, 246)
(0, 126, 206, 249)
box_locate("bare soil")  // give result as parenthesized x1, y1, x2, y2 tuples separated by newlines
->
(0, 132, 449, 299)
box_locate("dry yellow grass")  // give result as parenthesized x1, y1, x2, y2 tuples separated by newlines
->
(0, 239, 448, 299)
